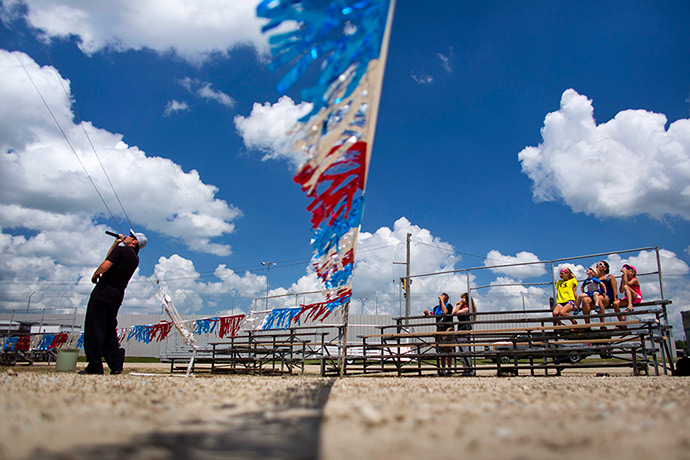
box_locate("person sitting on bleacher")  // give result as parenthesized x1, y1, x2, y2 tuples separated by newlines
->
(577, 266, 607, 324)
(612, 264, 642, 328)
(586, 260, 618, 328)
(424, 293, 454, 376)
(553, 268, 578, 327)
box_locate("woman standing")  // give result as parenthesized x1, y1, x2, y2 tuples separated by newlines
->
(454, 293, 477, 376)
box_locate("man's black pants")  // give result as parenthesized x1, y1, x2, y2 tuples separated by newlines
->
(83, 294, 125, 373)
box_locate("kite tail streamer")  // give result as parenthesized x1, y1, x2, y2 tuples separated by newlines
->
(257, 0, 396, 317)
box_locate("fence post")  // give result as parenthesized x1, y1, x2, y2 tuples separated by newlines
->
(550, 261, 556, 310)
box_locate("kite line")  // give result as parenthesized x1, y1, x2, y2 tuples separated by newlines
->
(1, 32, 199, 376)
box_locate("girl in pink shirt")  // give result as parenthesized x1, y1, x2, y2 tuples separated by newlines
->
(612, 264, 642, 326)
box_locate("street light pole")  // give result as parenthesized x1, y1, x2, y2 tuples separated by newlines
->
(261, 262, 276, 309)
(358, 297, 367, 315)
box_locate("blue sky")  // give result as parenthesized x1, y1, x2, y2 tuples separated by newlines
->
(1, 1, 689, 330)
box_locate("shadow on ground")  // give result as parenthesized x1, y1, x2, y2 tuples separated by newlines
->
(38, 379, 335, 460)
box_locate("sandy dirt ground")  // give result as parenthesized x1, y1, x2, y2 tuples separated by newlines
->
(0, 362, 688, 460)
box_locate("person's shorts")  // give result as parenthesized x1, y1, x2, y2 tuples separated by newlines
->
(622, 295, 642, 305)
(557, 300, 579, 314)
(435, 329, 455, 354)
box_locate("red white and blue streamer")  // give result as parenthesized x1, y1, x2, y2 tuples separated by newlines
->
(257, 0, 396, 315)
(0, 302, 343, 354)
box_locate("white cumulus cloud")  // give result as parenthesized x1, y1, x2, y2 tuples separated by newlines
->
(481, 276, 549, 313)
(0, 50, 240, 256)
(1, 0, 268, 64)
(234, 96, 313, 167)
(519, 89, 690, 220)
(149, 255, 267, 314)
(0, 49, 252, 314)
(485, 250, 547, 279)
(279, 217, 469, 315)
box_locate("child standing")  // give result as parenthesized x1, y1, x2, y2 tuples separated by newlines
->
(577, 266, 607, 323)
(553, 267, 578, 326)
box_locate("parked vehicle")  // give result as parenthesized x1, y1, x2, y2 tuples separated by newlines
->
(484, 335, 590, 364)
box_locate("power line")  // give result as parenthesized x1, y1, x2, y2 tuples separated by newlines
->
(0, 30, 173, 307)
(0, 36, 123, 232)
(37, 39, 134, 234)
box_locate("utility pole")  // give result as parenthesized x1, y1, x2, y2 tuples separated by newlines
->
(405, 232, 411, 318)
(394, 233, 412, 321)
(261, 262, 276, 309)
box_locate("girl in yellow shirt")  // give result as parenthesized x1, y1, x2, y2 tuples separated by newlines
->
(553, 267, 578, 326)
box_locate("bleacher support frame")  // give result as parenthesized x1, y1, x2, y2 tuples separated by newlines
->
(331, 301, 673, 377)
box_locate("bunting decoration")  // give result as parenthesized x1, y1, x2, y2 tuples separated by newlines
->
(194, 317, 219, 335)
(3, 336, 18, 352)
(218, 314, 245, 338)
(295, 300, 340, 323)
(36, 334, 54, 350)
(150, 321, 175, 342)
(0, 299, 345, 357)
(257, 0, 396, 316)
(75, 332, 84, 349)
(261, 307, 302, 330)
(35, 333, 69, 350)
(117, 328, 128, 344)
(127, 325, 153, 344)
(16, 335, 30, 351)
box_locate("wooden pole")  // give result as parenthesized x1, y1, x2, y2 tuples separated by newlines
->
(339, 301, 350, 377)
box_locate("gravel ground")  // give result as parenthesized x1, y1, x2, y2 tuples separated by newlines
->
(321, 375, 690, 460)
(1, 363, 688, 460)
